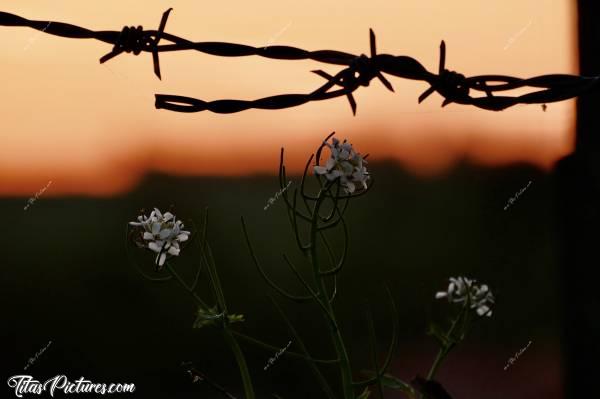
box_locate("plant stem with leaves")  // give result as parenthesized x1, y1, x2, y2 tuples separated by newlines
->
(154, 223, 255, 399)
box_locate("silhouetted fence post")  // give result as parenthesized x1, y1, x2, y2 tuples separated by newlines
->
(556, 2, 600, 397)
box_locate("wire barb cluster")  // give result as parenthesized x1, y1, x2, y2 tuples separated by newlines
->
(1, 8, 597, 114)
(99, 8, 172, 79)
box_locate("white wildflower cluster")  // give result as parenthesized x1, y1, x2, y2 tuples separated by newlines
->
(435, 277, 494, 317)
(313, 137, 369, 194)
(129, 208, 190, 268)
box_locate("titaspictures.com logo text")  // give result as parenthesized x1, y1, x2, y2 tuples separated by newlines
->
(7, 375, 135, 397)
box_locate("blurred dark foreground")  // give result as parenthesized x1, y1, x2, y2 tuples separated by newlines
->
(1, 160, 562, 398)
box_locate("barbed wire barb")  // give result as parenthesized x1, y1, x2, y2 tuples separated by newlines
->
(98, 7, 173, 79)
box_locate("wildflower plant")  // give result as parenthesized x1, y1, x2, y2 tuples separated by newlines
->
(426, 277, 495, 382)
(127, 207, 252, 398)
(435, 277, 494, 317)
(129, 208, 190, 268)
(126, 134, 496, 399)
(313, 137, 370, 194)
(241, 132, 395, 399)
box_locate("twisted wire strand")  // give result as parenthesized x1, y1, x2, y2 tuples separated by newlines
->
(1, 9, 597, 114)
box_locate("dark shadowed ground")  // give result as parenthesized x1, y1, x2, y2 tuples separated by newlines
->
(1, 160, 562, 398)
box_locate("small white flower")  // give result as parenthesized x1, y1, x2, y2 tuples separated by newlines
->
(435, 276, 495, 317)
(313, 137, 370, 194)
(129, 208, 190, 269)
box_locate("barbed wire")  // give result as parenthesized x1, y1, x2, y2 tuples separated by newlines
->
(1, 8, 597, 115)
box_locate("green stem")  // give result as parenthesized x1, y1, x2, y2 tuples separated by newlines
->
(223, 324, 255, 399)
(164, 262, 209, 309)
(310, 188, 355, 399)
(321, 280, 354, 399)
(203, 245, 255, 399)
(232, 330, 339, 364)
(426, 303, 468, 380)
(426, 347, 448, 380)
(164, 260, 255, 399)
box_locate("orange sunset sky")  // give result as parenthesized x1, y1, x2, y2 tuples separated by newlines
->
(0, 1, 577, 196)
